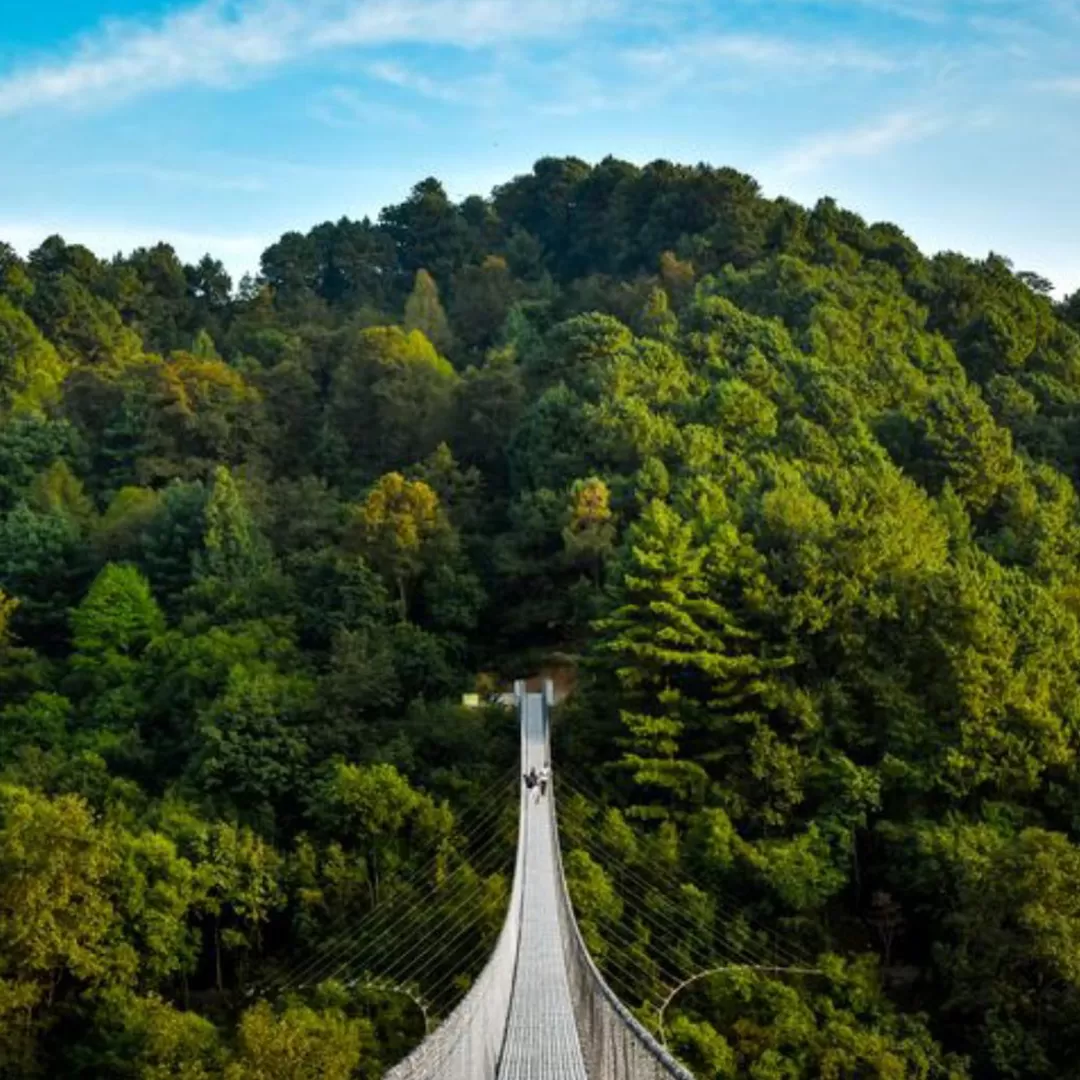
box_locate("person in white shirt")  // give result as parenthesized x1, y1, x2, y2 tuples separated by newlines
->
(538, 764, 551, 799)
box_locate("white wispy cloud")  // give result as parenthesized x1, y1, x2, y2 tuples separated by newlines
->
(529, 50, 690, 116)
(87, 163, 267, 193)
(0, 0, 617, 116)
(310, 86, 425, 129)
(774, 109, 948, 177)
(626, 32, 900, 80)
(532, 92, 631, 116)
(731, 0, 947, 25)
(364, 59, 504, 105)
(820, 0, 1069, 29)
(852, 0, 946, 23)
(367, 61, 462, 101)
(1033, 75, 1080, 94)
(1049, 0, 1080, 25)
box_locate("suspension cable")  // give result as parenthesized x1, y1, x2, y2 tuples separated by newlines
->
(268, 772, 518, 994)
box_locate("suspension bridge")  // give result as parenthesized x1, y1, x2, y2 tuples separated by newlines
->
(378, 679, 692, 1079)
(265, 679, 815, 1078)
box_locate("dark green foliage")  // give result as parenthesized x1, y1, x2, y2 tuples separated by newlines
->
(0, 503, 92, 649)
(0, 416, 77, 512)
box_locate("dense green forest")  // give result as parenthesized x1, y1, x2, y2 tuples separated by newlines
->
(2, 155, 1080, 1078)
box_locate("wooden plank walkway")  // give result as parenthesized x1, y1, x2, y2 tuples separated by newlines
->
(497, 692, 588, 1080)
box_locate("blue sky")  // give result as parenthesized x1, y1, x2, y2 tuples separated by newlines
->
(1, 0, 1078, 295)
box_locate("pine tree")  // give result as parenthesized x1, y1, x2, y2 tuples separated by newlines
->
(190, 467, 276, 617)
(404, 269, 453, 356)
(596, 498, 779, 810)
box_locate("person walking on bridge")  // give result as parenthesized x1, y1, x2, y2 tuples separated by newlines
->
(524, 767, 538, 796)
(538, 763, 551, 799)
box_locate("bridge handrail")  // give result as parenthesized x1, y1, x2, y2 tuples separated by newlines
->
(544, 690, 696, 1080)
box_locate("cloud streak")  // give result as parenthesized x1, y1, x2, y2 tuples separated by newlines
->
(0, 0, 617, 116)
(87, 163, 267, 193)
(309, 86, 425, 130)
(626, 32, 900, 79)
(367, 61, 464, 101)
(774, 109, 948, 176)
(364, 59, 504, 106)
(1034, 75, 1080, 94)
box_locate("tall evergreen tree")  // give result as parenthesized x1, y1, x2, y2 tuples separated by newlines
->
(403, 269, 453, 356)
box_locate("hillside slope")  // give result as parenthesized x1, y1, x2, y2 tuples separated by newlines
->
(1, 157, 1079, 1077)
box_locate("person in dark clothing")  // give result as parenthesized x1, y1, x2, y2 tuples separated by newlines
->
(524, 767, 538, 792)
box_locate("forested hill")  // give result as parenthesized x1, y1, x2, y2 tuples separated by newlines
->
(2, 155, 1080, 1078)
